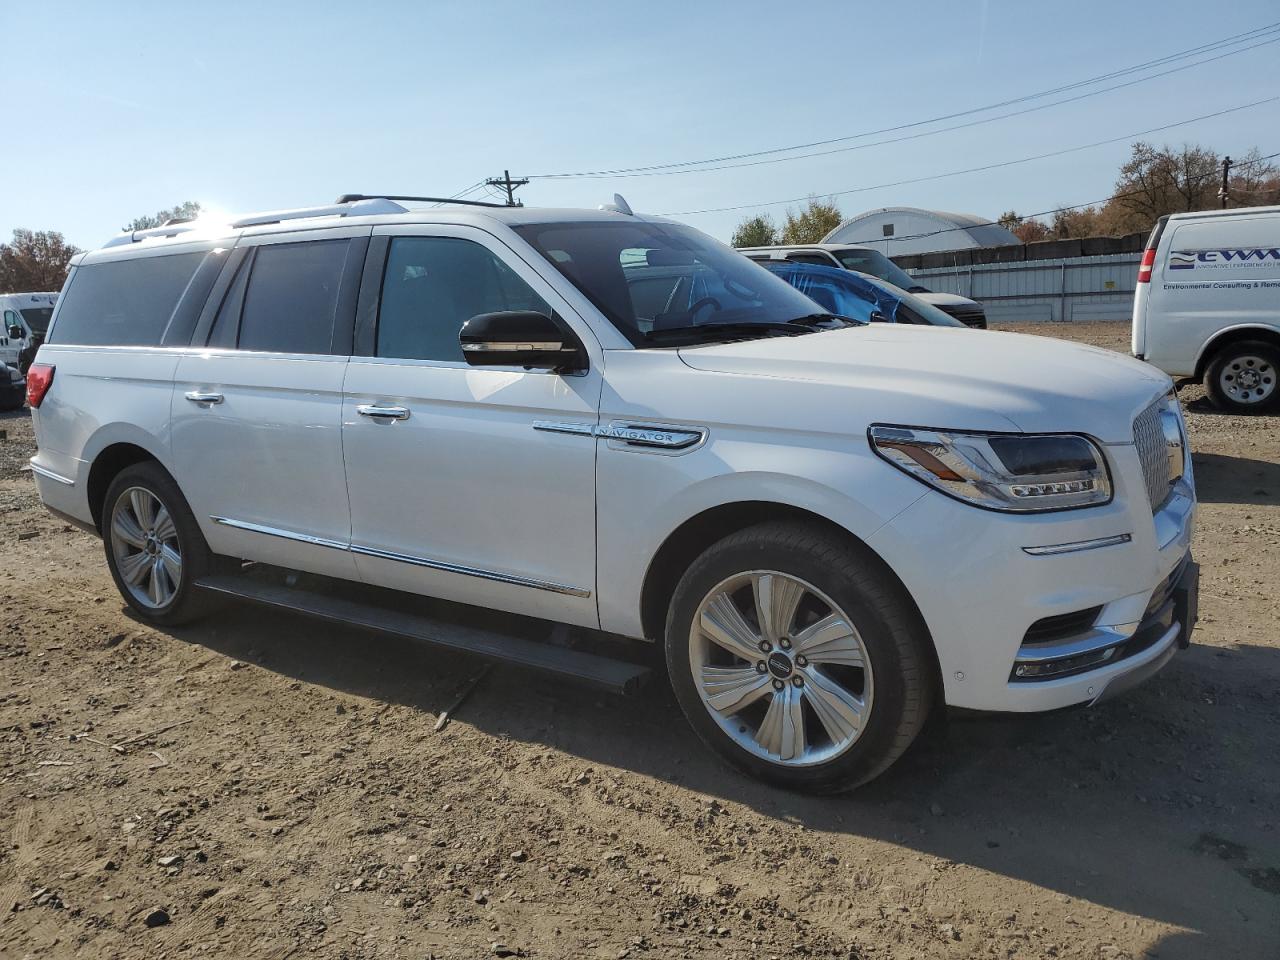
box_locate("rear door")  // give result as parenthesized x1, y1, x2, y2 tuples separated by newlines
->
(170, 226, 369, 579)
(341, 224, 601, 627)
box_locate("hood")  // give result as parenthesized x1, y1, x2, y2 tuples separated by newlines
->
(677, 326, 1170, 444)
(915, 291, 979, 308)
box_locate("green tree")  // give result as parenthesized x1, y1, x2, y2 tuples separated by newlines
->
(124, 200, 203, 232)
(0, 229, 82, 293)
(730, 214, 779, 248)
(781, 197, 842, 244)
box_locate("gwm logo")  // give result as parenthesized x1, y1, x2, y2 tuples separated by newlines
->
(1170, 248, 1280, 270)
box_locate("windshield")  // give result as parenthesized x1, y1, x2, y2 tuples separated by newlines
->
(20, 307, 53, 336)
(857, 276, 966, 327)
(513, 220, 833, 345)
(832, 248, 925, 291)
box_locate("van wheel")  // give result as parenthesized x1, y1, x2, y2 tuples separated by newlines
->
(1205, 341, 1280, 413)
(664, 522, 934, 793)
(102, 462, 219, 626)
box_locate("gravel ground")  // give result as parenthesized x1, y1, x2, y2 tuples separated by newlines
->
(1, 322, 1277, 960)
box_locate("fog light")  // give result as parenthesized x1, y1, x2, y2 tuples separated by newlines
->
(1011, 646, 1118, 681)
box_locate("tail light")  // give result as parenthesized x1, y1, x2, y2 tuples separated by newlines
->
(26, 363, 54, 408)
(1137, 248, 1156, 284)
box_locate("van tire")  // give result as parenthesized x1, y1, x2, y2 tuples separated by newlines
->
(663, 521, 935, 793)
(102, 462, 220, 626)
(1204, 340, 1280, 413)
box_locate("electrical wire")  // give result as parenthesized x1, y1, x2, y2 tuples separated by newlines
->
(658, 97, 1280, 217)
(523, 23, 1280, 180)
(817, 150, 1280, 248)
(542, 36, 1280, 181)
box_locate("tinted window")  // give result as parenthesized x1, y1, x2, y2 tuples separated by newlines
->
(832, 249, 923, 291)
(238, 240, 350, 354)
(20, 308, 53, 335)
(47, 252, 206, 346)
(377, 237, 551, 362)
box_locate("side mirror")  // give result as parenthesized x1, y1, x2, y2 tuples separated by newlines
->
(460, 311, 586, 372)
(6, 326, 22, 340)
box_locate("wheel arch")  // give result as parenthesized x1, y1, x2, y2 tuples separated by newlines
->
(638, 500, 941, 688)
(86, 441, 168, 532)
(1193, 324, 1280, 381)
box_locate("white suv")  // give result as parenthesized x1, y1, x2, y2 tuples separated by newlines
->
(29, 195, 1198, 791)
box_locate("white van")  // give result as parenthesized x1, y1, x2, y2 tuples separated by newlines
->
(0, 292, 59, 372)
(1131, 205, 1280, 412)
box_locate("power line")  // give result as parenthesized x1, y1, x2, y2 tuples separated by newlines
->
(523, 23, 1280, 180)
(823, 150, 1280, 249)
(658, 97, 1280, 217)
(543, 35, 1280, 181)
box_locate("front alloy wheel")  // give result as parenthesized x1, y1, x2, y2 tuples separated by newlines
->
(691, 571, 873, 766)
(110, 487, 183, 608)
(665, 522, 934, 793)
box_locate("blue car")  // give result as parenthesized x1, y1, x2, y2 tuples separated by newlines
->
(762, 261, 968, 328)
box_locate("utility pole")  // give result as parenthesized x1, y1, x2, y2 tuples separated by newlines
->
(486, 169, 529, 207)
(1219, 155, 1232, 209)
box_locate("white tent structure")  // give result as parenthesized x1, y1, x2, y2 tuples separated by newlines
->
(823, 206, 1019, 256)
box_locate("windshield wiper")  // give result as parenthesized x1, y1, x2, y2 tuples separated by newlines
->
(786, 313, 864, 328)
(644, 321, 815, 344)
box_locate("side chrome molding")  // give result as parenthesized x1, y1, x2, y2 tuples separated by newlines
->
(210, 516, 591, 598)
(29, 461, 75, 486)
(533, 420, 705, 451)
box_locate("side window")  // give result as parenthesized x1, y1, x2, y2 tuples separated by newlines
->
(237, 240, 351, 355)
(376, 237, 551, 362)
(45, 251, 206, 346)
(3, 310, 19, 332)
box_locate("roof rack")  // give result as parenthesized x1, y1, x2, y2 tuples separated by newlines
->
(103, 193, 510, 249)
(334, 193, 510, 209)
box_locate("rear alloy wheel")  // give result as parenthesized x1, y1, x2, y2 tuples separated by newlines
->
(1205, 341, 1280, 413)
(102, 462, 219, 625)
(665, 522, 934, 793)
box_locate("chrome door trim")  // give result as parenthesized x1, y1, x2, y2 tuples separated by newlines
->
(1022, 533, 1132, 556)
(209, 516, 590, 598)
(29, 461, 75, 486)
(533, 420, 706, 450)
(349, 544, 591, 598)
(211, 516, 351, 552)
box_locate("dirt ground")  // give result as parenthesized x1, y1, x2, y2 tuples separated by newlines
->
(1, 321, 1277, 960)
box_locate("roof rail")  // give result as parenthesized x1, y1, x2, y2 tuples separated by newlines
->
(335, 193, 510, 209)
(230, 197, 409, 228)
(102, 222, 206, 248)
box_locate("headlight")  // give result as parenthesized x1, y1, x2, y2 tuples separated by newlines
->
(869, 425, 1112, 512)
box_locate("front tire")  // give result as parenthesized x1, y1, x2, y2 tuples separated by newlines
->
(102, 462, 218, 626)
(664, 522, 934, 793)
(1204, 340, 1280, 413)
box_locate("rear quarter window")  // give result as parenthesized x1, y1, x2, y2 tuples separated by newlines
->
(47, 252, 208, 346)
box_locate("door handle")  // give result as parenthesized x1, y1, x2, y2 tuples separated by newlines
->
(357, 404, 410, 421)
(185, 391, 224, 405)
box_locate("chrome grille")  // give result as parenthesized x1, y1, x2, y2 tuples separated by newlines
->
(1133, 399, 1171, 511)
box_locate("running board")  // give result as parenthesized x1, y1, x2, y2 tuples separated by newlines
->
(195, 573, 651, 696)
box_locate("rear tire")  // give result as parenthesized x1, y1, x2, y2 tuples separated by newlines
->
(1204, 340, 1280, 413)
(664, 521, 935, 793)
(102, 462, 220, 626)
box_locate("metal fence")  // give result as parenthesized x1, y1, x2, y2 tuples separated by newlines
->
(899, 250, 1143, 324)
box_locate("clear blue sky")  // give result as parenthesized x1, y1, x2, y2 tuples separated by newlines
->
(2, 0, 1278, 249)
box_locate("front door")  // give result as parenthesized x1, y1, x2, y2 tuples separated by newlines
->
(170, 226, 369, 580)
(341, 225, 601, 627)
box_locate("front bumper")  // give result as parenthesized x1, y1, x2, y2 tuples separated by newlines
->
(867, 439, 1196, 713)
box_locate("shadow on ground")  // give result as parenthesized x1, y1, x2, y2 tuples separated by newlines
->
(143, 580, 1280, 959)
(1192, 451, 1280, 505)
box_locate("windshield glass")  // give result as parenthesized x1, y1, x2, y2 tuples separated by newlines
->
(832, 248, 923, 291)
(20, 307, 53, 336)
(513, 220, 832, 345)
(858, 276, 966, 327)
